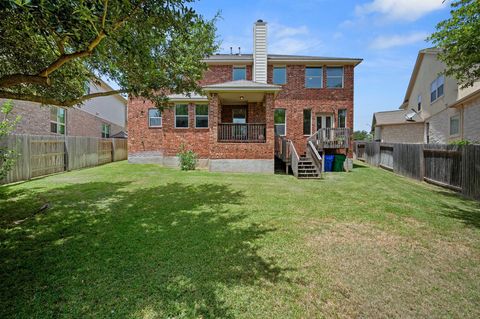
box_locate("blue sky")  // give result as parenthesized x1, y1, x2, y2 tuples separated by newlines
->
(191, 0, 452, 130)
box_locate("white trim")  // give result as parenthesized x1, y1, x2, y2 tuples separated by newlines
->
(194, 104, 209, 129)
(274, 108, 287, 136)
(174, 104, 189, 129)
(326, 66, 344, 89)
(148, 108, 162, 128)
(232, 65, 247, 81)
(305, 66, 323, 89)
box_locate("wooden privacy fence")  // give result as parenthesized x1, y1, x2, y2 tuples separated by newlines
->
(1, 134, 128, 184)
(354, 141, 480, 199)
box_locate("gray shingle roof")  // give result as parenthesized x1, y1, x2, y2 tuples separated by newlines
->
(373, 109, 424, 126)
(203, 53, 362, 64)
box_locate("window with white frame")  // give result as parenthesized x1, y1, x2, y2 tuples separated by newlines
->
(232, 66, 246, 81)
(430, 75, 444, 102)
(450, 115, 460, 136)
(338, 109, 347, 128)
(195, 104, 209, 128)
(175, 104, 189, 128)
(417, 94, 422, 111)
(305, 67, 322, 88)
(326, 67, 343, 88)
(148, 108, 162, 127)
(273, 66, 286, 84)
(50, 106, 66, 135)
(274, 108, 286, 136)
(102, 123, 111, 138)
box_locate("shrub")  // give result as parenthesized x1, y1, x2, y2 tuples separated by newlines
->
(177, 144, 198, 171)
(449, 139, 479, 146)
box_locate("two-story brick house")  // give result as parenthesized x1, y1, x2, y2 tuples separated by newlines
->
(128, 20, 362, 175)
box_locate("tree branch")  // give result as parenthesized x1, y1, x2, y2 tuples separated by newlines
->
(0, 89, 127, 107)
(0, 74, 50, 88)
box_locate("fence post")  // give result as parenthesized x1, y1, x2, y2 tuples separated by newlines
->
(64, 136, 69, 171)
(112, 138, 116, 162)
(419, 144, 425, 181)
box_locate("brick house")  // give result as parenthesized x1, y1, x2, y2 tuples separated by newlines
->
(128, 20, 362, 175)
(2, 78, 127, 138)
(373, 48, 480, 144)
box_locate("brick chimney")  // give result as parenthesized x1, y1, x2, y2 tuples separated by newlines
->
(253, 20, 267, 83)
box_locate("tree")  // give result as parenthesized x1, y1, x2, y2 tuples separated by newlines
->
(0, 101, 21, 180)
(353, 130, 372, 141)
(429, 0, 480, 88)
(0, 0, 218, 107)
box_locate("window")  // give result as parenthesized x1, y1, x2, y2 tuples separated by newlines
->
(232, 108, 246, 124)
(148, 108, 162, 127)
(430, 75, 445, 102)
(175, 104, 189, 128)
(50, 107, 66, 135)
(303, 109, 311, 135)
(232, 66, 246, 81)
(273, 66, 286, 84)
(102, 123, 111, 138)
(326, 67, 343, 88)
(417, 94, 422, 111)
(195, 104, 209, 128)
(338, 109, 347, 128)
(274, 108, 286, 136)
(450, 115, 460, 136)
(305, 67, 323, 88)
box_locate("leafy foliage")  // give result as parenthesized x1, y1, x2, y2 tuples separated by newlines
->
(353, 130, 373, 141)
(429, 0, 480, 88)
(0, 0, 218, 107)
(177, 144, 198, 170)
(0, 100, 20, 179)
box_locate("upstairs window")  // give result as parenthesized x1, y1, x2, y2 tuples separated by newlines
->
(195, 104, 209, 128)
(430, 75, 444, 102)
(233, 66, 246, 81)
(417, 94, 422, 111)
(50, 106, 66, 135)
(305, 67, 323, 88)
(450, 115, 460, 136)
(326, 67, 344, 88)
(274, 108, 286, 136)
(148, 108, 162, 127)
(273, 66, 286, 84)
(102, 123, 110, 138)
(175, 104, 189, 128)
(303, 109, 312, 135)
(338, 109, 347, 128)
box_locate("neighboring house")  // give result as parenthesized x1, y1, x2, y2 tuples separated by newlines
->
(128, 20, 362, 174)
(373, 48, 480, 144)
(2, 78, 127, 138)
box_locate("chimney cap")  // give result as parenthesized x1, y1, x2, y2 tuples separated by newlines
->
(255, 19, 266, 24)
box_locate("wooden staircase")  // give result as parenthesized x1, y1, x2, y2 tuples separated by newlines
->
(297, 155, 321, 179)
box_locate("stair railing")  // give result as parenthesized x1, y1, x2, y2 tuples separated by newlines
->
(288, 140, 300, 177)
(307, 140, 323, 177)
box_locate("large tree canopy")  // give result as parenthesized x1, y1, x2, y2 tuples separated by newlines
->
(0, 0, 217, 107)
(429, 0, 480, 88)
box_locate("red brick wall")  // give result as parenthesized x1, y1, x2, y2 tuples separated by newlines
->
(2, 98, 124, 138)
(267, 65, 354, 155)
(128, 63, 355, 160)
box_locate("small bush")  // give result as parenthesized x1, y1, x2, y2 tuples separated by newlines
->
(449, 139, 479, 146)
(177, 144, 198, 171)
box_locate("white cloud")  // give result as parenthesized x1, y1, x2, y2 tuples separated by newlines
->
(370, 31, 428, 49)
(267, 23, 322, 55)
(356, 0, 448, 22)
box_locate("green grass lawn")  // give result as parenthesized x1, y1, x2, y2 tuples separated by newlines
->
(1, 161, 480, 318)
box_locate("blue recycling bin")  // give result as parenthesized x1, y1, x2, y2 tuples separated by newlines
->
(324, 155, 334, 172)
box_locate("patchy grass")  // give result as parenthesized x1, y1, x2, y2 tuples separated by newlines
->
(1, 161, 479, 318)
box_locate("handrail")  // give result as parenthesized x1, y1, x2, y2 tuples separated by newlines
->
(288, 140, 300, 177)
(308, 127, 351, 149)
(218, 123, 266, 143)
(307, 140, 323, 176)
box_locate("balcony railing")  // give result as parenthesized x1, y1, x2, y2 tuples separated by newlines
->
(218, 123, 266, 143)
(308, 127, 351, 149)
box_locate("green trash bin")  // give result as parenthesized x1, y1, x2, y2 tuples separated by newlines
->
(333, 154, 346, 172)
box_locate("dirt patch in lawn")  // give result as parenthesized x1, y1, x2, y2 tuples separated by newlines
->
(306, 222, 480, 318)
